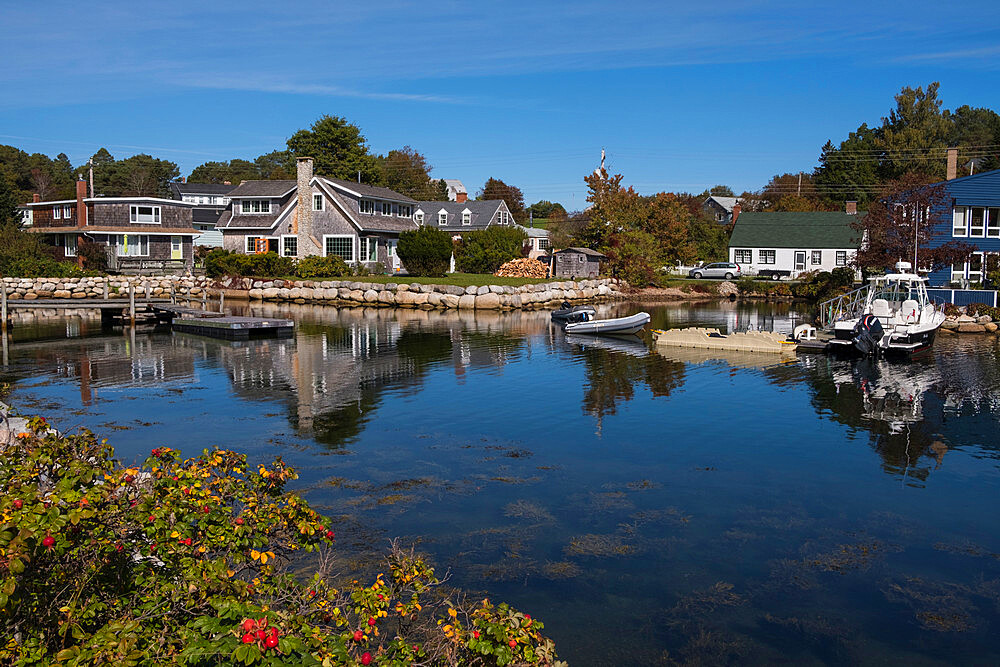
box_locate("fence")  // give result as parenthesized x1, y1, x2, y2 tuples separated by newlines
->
(926, 289, 998, 307)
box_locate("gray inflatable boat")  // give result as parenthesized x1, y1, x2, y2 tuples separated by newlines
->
(563, 311, 650, 336)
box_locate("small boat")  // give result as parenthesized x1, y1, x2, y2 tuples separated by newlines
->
(564, 311, 650, 336)
(565, 333, 650, 357)
(826, 262, 945, 357)
(551, 302, 597, 324)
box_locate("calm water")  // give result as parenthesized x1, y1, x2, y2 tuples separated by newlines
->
(3, 301, 1000, 665)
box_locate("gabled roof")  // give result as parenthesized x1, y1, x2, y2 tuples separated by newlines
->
(728, 212, 862, 249)
(443, 179, 467, 193)
(555, 247, 606, 258)
(413, 200, 504, 230)
(519, 225, 549, 238)
(169, 182, 238, 196)
(704, 196, 739, 212)
(322, 177, 417, 203)
(227, 180, 296, 198)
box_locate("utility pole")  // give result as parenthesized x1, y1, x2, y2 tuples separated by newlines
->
(797, 172, 802, 196)
(89, 158, 95, 197)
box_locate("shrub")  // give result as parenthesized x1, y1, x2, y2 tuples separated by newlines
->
(397, 227, 453, 277)
(791, 269, 858, 302)
(295, 255, 350, 279)
(0, 226, 91, 278)
(943, 302, 961, 317)
(78, 238, 109, 272)
(736, 276, 757, 295)
(454, 226, 526, 274)
(964, 302, 1000, 320)
(205, 250, 295, 278)
(0, 418, 564, 666)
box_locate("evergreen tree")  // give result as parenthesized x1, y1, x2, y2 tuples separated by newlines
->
(286, 115, 381, 183)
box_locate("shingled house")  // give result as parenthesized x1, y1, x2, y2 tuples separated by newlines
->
(217, 158, 418, 272)
(169, 181, 237, 247)
(26, 179, 199, 271)
(412, 199, 516, 238)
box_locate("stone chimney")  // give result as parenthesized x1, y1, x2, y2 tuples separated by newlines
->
(456, 192, 468, 203)
(76, 179, 88, 227)
(223, 180, 231, 185)
(947, 147, 958, 180)
(32, 193, 40, 203)
(296, 157, 318, 257)
(731, 202, 741, 224)
(845, 201, 857, 215)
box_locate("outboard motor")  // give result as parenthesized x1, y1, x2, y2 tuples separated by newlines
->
(852, 314, 884, 356)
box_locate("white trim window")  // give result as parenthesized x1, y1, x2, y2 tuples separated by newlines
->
(733, 249, 752, 264)
(835, 251, 847, 267)
(811, 250, 822, 265)
(951, 262, 965, 283)
(130, 204, 161, 224)
(381, 202, 392, 216)
(62, 234, 77, 257)
(240, 200, 271, 215)
(359, 199, 375, 215)
(414, 211, 424, 224)
(63, 204, 73, 219)
(537, 238, 551, 251)
(313, 194, 324, 211)
(969, 252, 985, 283)
(953, 207, 968, 237)
(282, 235, 298, 257)
(324, 235, 354, 262)
(462, 210, 471, 225)
(438, 210, 448, 226)
(53, 206, 62, 220)
(245, 236, 273, 254)
(758, 249, 775, 264)
(988, 208, 1000, 238)
(970, 207, 986, 237)
(362, 237, 378, 262)
(399, 205, 412, 218)
(114, 234, 149, 257)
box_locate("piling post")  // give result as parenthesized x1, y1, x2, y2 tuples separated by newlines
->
(202, 287, 207, 310)
(129, 283, 135, 327)
(170, 283, 176, 304)
(103, 280, 109, 300)
(1, 283, 7, 337)
(219, 291, 225, 314)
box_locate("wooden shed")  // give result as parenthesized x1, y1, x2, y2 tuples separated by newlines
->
(552, 247, 606, 278)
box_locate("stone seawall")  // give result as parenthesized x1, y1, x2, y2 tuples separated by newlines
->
(1, 276, 211, 301)
(247, 278, 624, 310)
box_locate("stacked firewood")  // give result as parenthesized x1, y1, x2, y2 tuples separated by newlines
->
(494, 258, 549, 278)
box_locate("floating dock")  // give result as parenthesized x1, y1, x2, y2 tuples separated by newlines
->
(150, 304, 292, 340)
(652, 327, 797, 354)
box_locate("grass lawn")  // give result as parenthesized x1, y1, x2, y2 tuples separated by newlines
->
(278, 273, 557, 287)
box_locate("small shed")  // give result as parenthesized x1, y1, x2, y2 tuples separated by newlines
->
(552, 247, 606, 278)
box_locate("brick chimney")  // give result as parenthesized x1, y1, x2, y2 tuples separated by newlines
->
(296, 157, 318, 257)
(76, 179, 88, 227)
(845, 200, 857, 215)
(456, 192, 468, 203)
(731, 202, 741, 224)
(32, 193, 40, 203)
(946, 147, 958, 180)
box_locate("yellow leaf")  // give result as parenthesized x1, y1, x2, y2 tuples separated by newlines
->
(251, 550, 260, 560)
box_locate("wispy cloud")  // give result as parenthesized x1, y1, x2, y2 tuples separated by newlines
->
(180, 78, 469, 105)
(892, 45, 1000, 64)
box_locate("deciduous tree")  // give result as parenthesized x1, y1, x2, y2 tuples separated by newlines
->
(286, 115, 381, 183)
(477, 177, 527, 223)
(380, 146, 435, 199)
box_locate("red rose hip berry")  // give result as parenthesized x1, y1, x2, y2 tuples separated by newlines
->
(42, 535, 55, 549)
(360, 653, 372, 666)
(241, 633, 254, 644)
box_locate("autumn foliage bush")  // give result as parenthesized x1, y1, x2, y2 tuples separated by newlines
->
(0, 419, 563, 666)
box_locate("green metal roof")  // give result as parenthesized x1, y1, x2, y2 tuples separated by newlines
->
(728, 211, 862, 250)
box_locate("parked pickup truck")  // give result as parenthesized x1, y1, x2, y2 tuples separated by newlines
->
(755, 269, 792, 281)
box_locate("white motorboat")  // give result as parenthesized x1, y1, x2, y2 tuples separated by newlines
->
(826, 263, 945, 356)
(563, 311, 650, 336)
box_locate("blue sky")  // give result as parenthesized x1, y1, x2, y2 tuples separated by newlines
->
(2, 0, 999, 208)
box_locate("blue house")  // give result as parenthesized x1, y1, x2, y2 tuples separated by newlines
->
(923, 168, 1000, 286)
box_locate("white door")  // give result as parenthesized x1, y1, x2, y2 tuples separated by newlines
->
(386, 240, 401, 272)
(794, 251, 806, 272)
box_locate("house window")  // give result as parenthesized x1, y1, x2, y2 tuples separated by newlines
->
(970, 207, 986, 237)
(538, 238, 551, 250)
(734, 249, 752, 264)
(969, 252, 984, 283)
(360, 199, 375, 215)
(130, 205, 161, 224)
(438, 211, 448, 226)
(240, 200, 271, 214)
(811, 251, 822, 265)
(381, 202, 392, 216)
(758, 250, 775, 265)
(63, 205, 73, 219)
(399, 205, 412, 217)
(951, 262, 966, 283)
(114, 234, 149, 257)
(462, 211, 471, 225)
(362, 237, 378, 262)
(414, 211, 424, 224)
(988, 208, 1000, 238)
(53, 206, 62, 220)
(63, 234, 77, 257)
(313, 194, 324, 211)
(836, 251, 847, 266)
(282, 235, 298, 257)
(324, 235, 354, 262)
(953, 207, 968, 237)
(246, 236, 262, 254)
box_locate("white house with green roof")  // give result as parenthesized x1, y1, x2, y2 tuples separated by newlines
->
(728, 211, 862, 278)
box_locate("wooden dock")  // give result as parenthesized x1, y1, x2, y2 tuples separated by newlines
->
(149, 304, 292, 340)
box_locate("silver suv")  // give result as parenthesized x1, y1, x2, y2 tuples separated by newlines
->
(688, 262, 741, 280)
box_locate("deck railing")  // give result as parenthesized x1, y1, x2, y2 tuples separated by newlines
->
(818, 284, 869, 328)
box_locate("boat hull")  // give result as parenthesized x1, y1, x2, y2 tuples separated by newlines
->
(564, 312, 650, 336)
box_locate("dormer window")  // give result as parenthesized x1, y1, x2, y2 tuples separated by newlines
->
(382, 202, 392, 216)
(313, 194, 324, 211)
(360, 199, 375, 215)
(399, 205, 412, 217)
(240, 200, 271, 214)
(414, 211, 424, 224)
(462, 209, 471, 225)
(438, 210, 448, 226)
